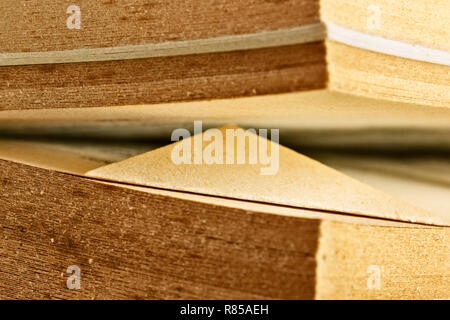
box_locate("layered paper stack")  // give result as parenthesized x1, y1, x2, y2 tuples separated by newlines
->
(0, 0, 448, 131)
(0, 127, 449, 299)
(0, 0, 449, 299)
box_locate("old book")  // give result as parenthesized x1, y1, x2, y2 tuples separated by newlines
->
(1, 1, 449, 301)
(0, 0, 448, 117)
(0, 0, 326, 110)
(0, 127, 448, 299)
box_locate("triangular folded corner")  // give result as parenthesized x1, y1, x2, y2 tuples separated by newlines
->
(86, 125, 449, 226)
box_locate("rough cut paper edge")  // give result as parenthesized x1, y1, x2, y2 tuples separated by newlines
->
(0, 24, 325, 66)
(326, 22, 450, 66)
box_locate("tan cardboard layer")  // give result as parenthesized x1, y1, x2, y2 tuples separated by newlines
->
(1, 158, 448, 299)
(86, 126, 447, 226)
(327, 41, 450, 108)
(0, 158, 320, 299)
(321, 0, 449, 51)
(1, 90, 450, 128)
(0, 0, 319, 53)
(0, 1, 447, 112)
(0, 43, 326, 111)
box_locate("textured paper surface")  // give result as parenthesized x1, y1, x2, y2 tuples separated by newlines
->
(87, 126, 448, 226)
(321, 0, 449, 51)
(327, 41, 450, 107)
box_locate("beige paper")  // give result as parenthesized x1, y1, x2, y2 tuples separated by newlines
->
(87, 126, 449, 226)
